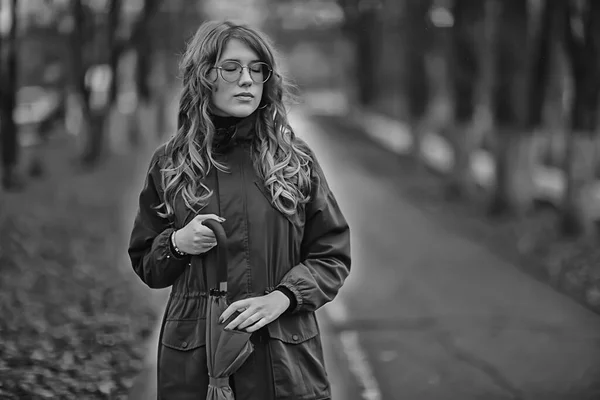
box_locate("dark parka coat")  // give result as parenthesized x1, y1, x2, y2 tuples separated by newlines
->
(128, 116, 351, 400)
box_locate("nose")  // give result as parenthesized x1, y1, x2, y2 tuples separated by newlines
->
(238, 67, 253, 86)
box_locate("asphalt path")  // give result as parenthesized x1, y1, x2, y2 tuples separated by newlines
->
(292, 110, 600, 400)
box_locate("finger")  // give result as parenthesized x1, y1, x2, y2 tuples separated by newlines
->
(191, 242, 217, 255)
(192, 234, 215, 248)
(219, 300, 251, 323)
(237, 312, 263, 330)
(189, 238, 214, 250)
(200, 232, 216, 242)
(194, 214, 225, 223)
(244, 318, 268, 333)
(194, 231, 216, 247)
(194, 234, 216, 244)
(204, 241, 217, 248)
(224, 308, 256, 331)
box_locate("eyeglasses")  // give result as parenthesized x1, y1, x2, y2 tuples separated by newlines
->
(213, 61, 272, 84)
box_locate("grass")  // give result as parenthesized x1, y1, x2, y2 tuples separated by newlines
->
(0, 135, 161, 399)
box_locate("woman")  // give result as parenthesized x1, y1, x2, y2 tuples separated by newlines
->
(128, 20, 351, 400)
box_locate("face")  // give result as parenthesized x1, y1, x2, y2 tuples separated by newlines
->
(209, 38, 266, 118)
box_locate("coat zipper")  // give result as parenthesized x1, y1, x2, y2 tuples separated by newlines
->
(240, 148, 252, 295)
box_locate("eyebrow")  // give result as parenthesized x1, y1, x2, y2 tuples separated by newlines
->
(221, 58, 262, 63)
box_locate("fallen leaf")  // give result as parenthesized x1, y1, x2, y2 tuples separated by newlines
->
(98, 380, 116, 395)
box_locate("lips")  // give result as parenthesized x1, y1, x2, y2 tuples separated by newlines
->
(234, 93, 254, 98)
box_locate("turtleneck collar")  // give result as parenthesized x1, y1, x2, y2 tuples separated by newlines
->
(211, 114, 244, 130)
(211, 111, 257, 152)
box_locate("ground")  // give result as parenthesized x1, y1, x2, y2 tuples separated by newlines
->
(0, 135, 160, 399)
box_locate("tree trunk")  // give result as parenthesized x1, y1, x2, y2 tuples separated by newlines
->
(524, 0, 555, 130)
(135, 0, 155, 105)
(337, 0, 379, 106)
(540, 39, 567, 167)
(444, 0, 481, 200)
(469, 0, 499, 187)
(355, 5, 378, 106)
(404, 0, 432, 165)
(0, 0, 22, 190)
(560, 0, 600, 237)
(108, 0, 121, 105)
(423, 2, 453, 137)
(136, 44, 151, 104)
(487, 129, 518, 216)
(129, 0, 155, 147)
(488, 0, 553, 217)
(69, 0, 101, 167)
(83, 113, 108, 165)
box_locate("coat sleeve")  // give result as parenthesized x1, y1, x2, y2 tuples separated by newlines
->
(277, 153, 351, 313)
(128, 147, 190, 289)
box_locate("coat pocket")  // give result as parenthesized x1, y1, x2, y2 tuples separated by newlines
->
(159, 319, 209, 399)
(267, 312, 330, 400)
(162, 318, 206, 350)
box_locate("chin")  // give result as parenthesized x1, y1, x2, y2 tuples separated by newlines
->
(224, 104, 258, 118)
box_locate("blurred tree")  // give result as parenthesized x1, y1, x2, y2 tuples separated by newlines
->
(0, 0, 22, 190)
(403, 0, 432, 164)
(525, 0, 556, 132)
(69, 0, 118, 166)
(487, 0, 554, 217)
(560, 0, 600, 236)
(69, 0, 162, 167)
(338, 0, 380, 105)
(470, 0, 499, 152)
(422, 0, 453, 141)
(539, 16, 568, 169)
(129, 0, 161, 146)
(443, 0, 482, 199)
(107, 0, 121, 106)
(486, 0, 527, 216)
(134, 0, 159, 104)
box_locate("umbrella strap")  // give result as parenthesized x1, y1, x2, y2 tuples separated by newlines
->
(214, 247, 227, 287)
(206, 246, 227, 293)
(209, 376, 230, 389)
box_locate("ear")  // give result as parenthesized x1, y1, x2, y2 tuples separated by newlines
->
(207, 68, 218, 83)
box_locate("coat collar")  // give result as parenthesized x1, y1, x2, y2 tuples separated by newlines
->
(212, 112, 257, 151)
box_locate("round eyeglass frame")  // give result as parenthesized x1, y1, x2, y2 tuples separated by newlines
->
(212, 61, 273, 84)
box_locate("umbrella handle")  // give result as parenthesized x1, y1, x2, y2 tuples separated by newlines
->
(201, 218, 228, 293)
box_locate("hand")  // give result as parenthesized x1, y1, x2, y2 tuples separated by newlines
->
(219, 291, 291, 333)
(174, 214, 225, 255)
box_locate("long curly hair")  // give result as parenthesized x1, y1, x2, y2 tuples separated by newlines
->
(159, 20, 313, 225)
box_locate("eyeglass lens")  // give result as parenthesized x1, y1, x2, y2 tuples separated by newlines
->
(219, 61, 271, 83)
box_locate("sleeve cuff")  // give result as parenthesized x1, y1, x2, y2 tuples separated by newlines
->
(168, 230, 188, 260)
(153, 228, 188, 263)
(275, 285, 298, 314)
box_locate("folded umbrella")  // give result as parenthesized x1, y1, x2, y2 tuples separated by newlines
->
(202, 219, 254, 400)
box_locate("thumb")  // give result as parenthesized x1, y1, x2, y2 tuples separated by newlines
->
(193, 214, 225, 223)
